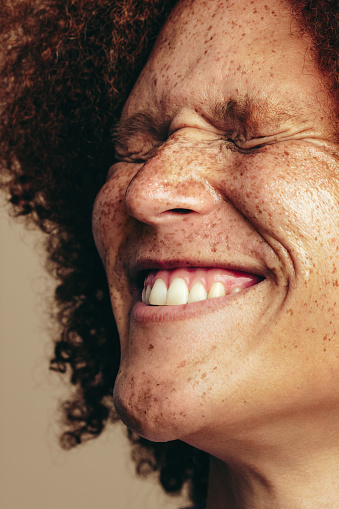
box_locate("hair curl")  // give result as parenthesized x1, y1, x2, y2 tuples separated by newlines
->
(0, 0, 338, 505)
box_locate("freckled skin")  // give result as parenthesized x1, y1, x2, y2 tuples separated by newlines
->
(92, 0, 339, 506)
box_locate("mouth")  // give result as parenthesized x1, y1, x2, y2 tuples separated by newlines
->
(139, 267, 264, 306)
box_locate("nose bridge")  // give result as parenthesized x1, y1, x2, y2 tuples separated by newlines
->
(125, 138, 220, 224)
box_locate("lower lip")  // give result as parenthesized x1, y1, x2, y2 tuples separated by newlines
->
(131, 281, 265, 323)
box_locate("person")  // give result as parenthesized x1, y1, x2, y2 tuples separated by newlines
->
(1, 0, 338, 507)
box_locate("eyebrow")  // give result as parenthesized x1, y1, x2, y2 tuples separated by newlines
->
(212, 96, 303, 132)
(112, 96, 304, 147)
(112, 111, 166, 148)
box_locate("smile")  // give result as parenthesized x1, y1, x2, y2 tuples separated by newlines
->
(141, 268, 263, 306)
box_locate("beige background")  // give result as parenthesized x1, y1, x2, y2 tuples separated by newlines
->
(0, 202, 187, 509)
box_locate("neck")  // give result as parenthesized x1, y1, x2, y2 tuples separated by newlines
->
(207, 455, 339, 509)
(204, 412, 339, 509)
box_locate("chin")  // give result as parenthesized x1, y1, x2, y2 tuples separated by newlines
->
(113, 368, 188, 442)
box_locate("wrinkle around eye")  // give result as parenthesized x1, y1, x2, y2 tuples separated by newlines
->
(230, 126, 328, 151)
(224, 138, 269, 154)
(114, 140, 164, 165)
(225, 131, 297, 153)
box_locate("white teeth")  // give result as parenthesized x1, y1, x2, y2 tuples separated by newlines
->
(166, 278, 189, 305)
(143, 277, 240, 306)
(142, 285, 152, 304)
(146, 285, 151, 303)
(208, 281, 226, 299)
(230, 286, 241, 294)
(188, 281, 207, 303)
(142, 288, 147, 303)
(149, 279, 167, 305)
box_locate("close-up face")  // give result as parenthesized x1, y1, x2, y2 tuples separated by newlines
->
(92, 0, 339, 458)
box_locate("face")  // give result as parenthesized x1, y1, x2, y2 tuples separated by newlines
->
(92, 0, 339, 455)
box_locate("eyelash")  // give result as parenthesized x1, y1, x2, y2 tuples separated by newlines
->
(115, 144, 162, 164)
(115, 132, 270, 164)
(224, 137, 268, 154)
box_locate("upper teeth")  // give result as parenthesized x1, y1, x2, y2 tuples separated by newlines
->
(142, 277, 242, 306)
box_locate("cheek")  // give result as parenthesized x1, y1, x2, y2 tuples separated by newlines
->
(226, 147, 339, 247)
(92, 168, 133, 261)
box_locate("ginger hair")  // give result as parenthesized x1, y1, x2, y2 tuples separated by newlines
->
(0, 0, 338, 504)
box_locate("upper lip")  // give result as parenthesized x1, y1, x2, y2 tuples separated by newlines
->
(128, 257, 270, 288)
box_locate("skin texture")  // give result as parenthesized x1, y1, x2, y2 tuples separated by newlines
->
(92, 0, 339, 506)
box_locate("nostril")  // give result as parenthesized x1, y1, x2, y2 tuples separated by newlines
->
(125, 169, 219, 224)
(168, 208, 193, 214)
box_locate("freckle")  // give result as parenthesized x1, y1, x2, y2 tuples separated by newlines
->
(295, 345, 298, 348)
(201, 373, 207, 379)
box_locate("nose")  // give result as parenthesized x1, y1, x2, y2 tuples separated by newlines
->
(125, 149, 221, 226)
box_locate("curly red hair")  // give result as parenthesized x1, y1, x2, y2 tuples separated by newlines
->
(1, 0, 338, 504)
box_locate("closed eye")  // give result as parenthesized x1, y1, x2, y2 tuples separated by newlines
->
(225, 130, 295, 152)
(115, 141, 164, 164)
(112, 111, 169, 163)
(225, 138, 265, 153)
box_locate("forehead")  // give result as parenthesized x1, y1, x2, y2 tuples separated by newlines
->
(154, 0, 294, 70)
(122, 0, 327, 127)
